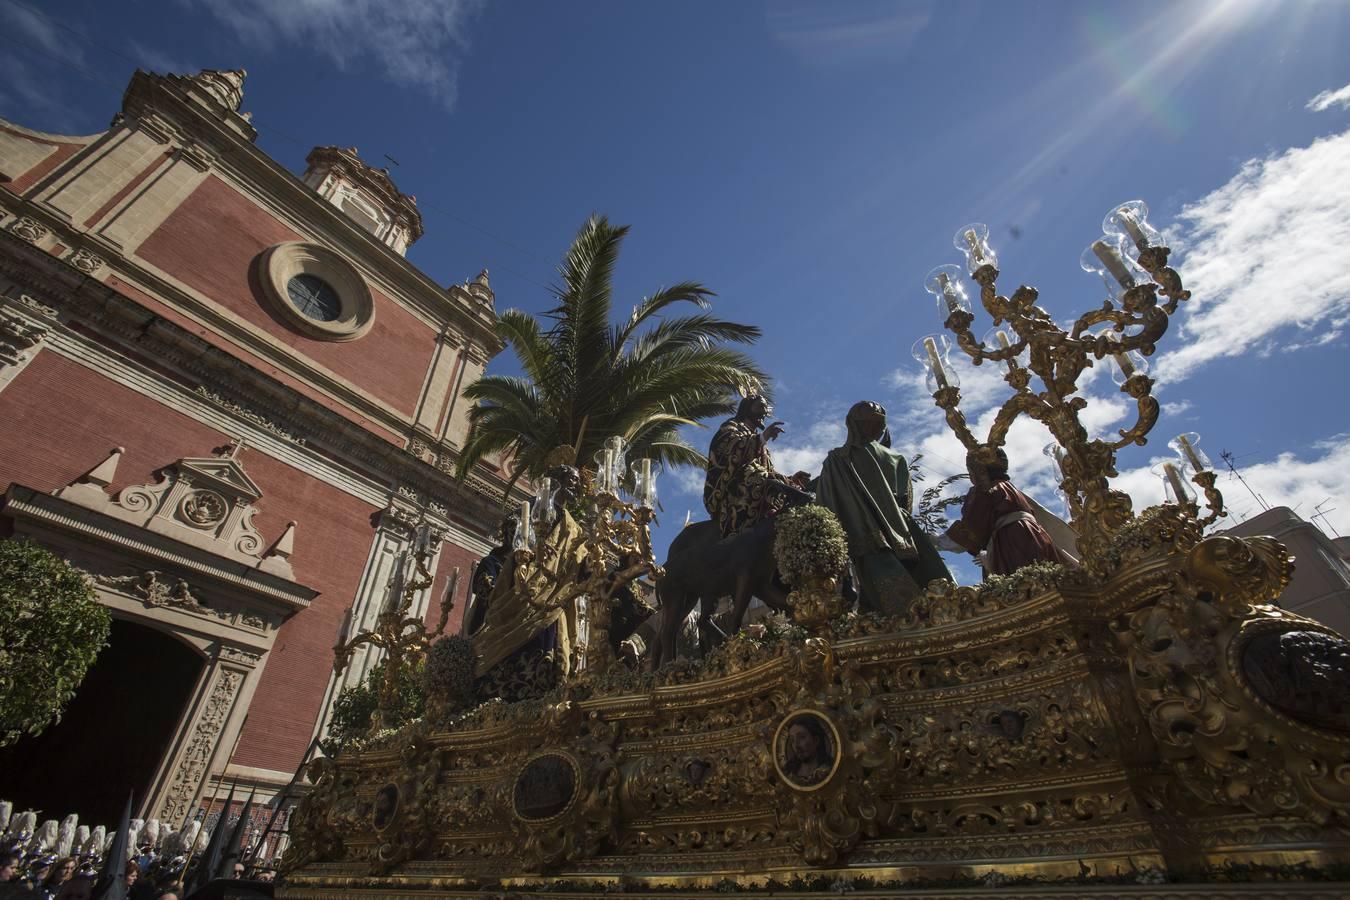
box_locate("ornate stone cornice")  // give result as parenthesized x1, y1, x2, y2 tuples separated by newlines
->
(3, 484, 315, 611)
(306, 146, 424, 245)
(0, 233, 511, 540)
(113, 69, 501, 356)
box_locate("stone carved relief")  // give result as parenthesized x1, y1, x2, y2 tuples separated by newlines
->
(58, 448, 294, 578)
(0, 309, 48, 367)
(7, 216, 48, 244)
(94, 569, 203, 612)
(159, 666, 243, 822)
(67, 248, 106, 275)
(194, 387, 307, 446)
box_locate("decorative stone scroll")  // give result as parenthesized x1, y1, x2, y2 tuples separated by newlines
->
(54, 446, 295, 578)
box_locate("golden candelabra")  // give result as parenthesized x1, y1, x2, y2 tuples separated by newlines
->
(506, 460, 662, 675)
(332, 525, 456, 732)
(914, 202, 1224, 573)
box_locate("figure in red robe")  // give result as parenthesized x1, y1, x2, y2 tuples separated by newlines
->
(938, 448, 1077, 577)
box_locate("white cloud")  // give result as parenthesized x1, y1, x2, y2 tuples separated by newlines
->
(1160, 128, 1350, 380)
(1161, 399, 1194, 417)
(1112, 433, 1350, 537)
(3, 3, 81, 64)
(191, 0, 482, 110)
(129, 41, 195, 77)
(768, 0, 933, 66)
(1307, 83, 1350, 113)
(666, 465, 706, 498)
(770, 418, 846, 477)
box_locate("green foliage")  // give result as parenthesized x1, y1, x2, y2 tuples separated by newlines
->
(773, 505, 850, 585)
(456, 215, 770, 486)
(908, 453, 969, 534)
(321, 660, 426, 755)
(0, 538, 111, 746)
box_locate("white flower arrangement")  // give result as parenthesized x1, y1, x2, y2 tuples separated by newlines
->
(773, 506, 850, 585)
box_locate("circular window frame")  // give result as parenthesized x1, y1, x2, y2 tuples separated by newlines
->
(258, 242, 374, 341)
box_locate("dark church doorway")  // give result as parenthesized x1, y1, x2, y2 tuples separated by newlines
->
(0, 617, 204, 826)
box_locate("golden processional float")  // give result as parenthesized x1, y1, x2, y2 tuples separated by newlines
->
(278, 202, 1350, 898)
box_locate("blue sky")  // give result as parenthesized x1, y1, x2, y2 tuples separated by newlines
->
(4, 0, 1349, 574)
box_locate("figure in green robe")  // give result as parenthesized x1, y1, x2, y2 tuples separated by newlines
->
(814, 401, 953, 615)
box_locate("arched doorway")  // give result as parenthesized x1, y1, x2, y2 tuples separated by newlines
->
(0, 617, 204, 826)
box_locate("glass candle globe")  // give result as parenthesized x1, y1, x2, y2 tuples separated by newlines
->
(593, 448, 616, 495)
(1042, 441, 1067, 477)
(911, 334, 960, 393)
(630, 458, 660, 510)
(1080, 233, 1150, 301)
(924, 264, 971, 321)
(533, 476, 556, 526)
(604, 435, 627, 485)
(952, 223, 998, 275)
(1102, 200, 1161, 255)
(513, 500, 535, 550)
(982, 325, 1027, 369)
(1153, 461, 1195, 505)
(1103, 342, 1150, 385)
(1168, 432, 1211, 474)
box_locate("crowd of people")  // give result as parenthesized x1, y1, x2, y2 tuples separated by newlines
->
(0, 803, 277, 899)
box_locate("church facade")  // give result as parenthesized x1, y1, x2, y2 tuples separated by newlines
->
(0, 68, 508, 829)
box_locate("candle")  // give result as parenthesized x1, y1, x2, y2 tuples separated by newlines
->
(337, 608, 353, 643)
(963, 229, 986, 266)
(1113, 351, 1136, 379)
(1092, 240, 1135, 289)
(923, 337, 949, 390)
(519, 499, 530, 529)
(1117, 209, 1150, 251)
(938, 272, 962, 315)
(1176, 434, 1206, 472)
(415, 525, 431, 555)
(1162, 462, 1189, 504)
(994, 329, 1018, 370)
(601, 448, 614, 491)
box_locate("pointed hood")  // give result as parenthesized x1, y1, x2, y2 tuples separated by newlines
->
(215, 789, 256, 880)
(91, 793, 132, 900)
(185, 786, 234, 896)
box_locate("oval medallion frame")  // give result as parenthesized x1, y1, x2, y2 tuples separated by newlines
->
(773, 710, 842, 792)
(371, 782, 401, 833)
(511, 750, 581, 823)
(1230, 617, 1350, 738)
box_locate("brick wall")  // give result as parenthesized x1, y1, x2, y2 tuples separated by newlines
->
(0, 352, 380, 774)
(135, 175, 436, 418)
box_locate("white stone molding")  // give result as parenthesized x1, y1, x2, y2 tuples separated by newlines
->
(156, 661, 245, 823)
(52, 447, 302, 578)
(0, 222, 512, 542)
(4, 482, 315, 611)
(257, 242, 375, 342)
(0, 296, 51, 393)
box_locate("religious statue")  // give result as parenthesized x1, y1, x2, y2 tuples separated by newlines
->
(704, 394, 807, 538)
(472, 465, 590, 694)
(464, 514, 519, 636)
(813, 401, 952, 614)
(937, 448, 1078, 577)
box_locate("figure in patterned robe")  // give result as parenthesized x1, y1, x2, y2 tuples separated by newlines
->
(703, 395, 796, 538)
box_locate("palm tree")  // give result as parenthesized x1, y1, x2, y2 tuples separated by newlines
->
(457, 215, 769, 490)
